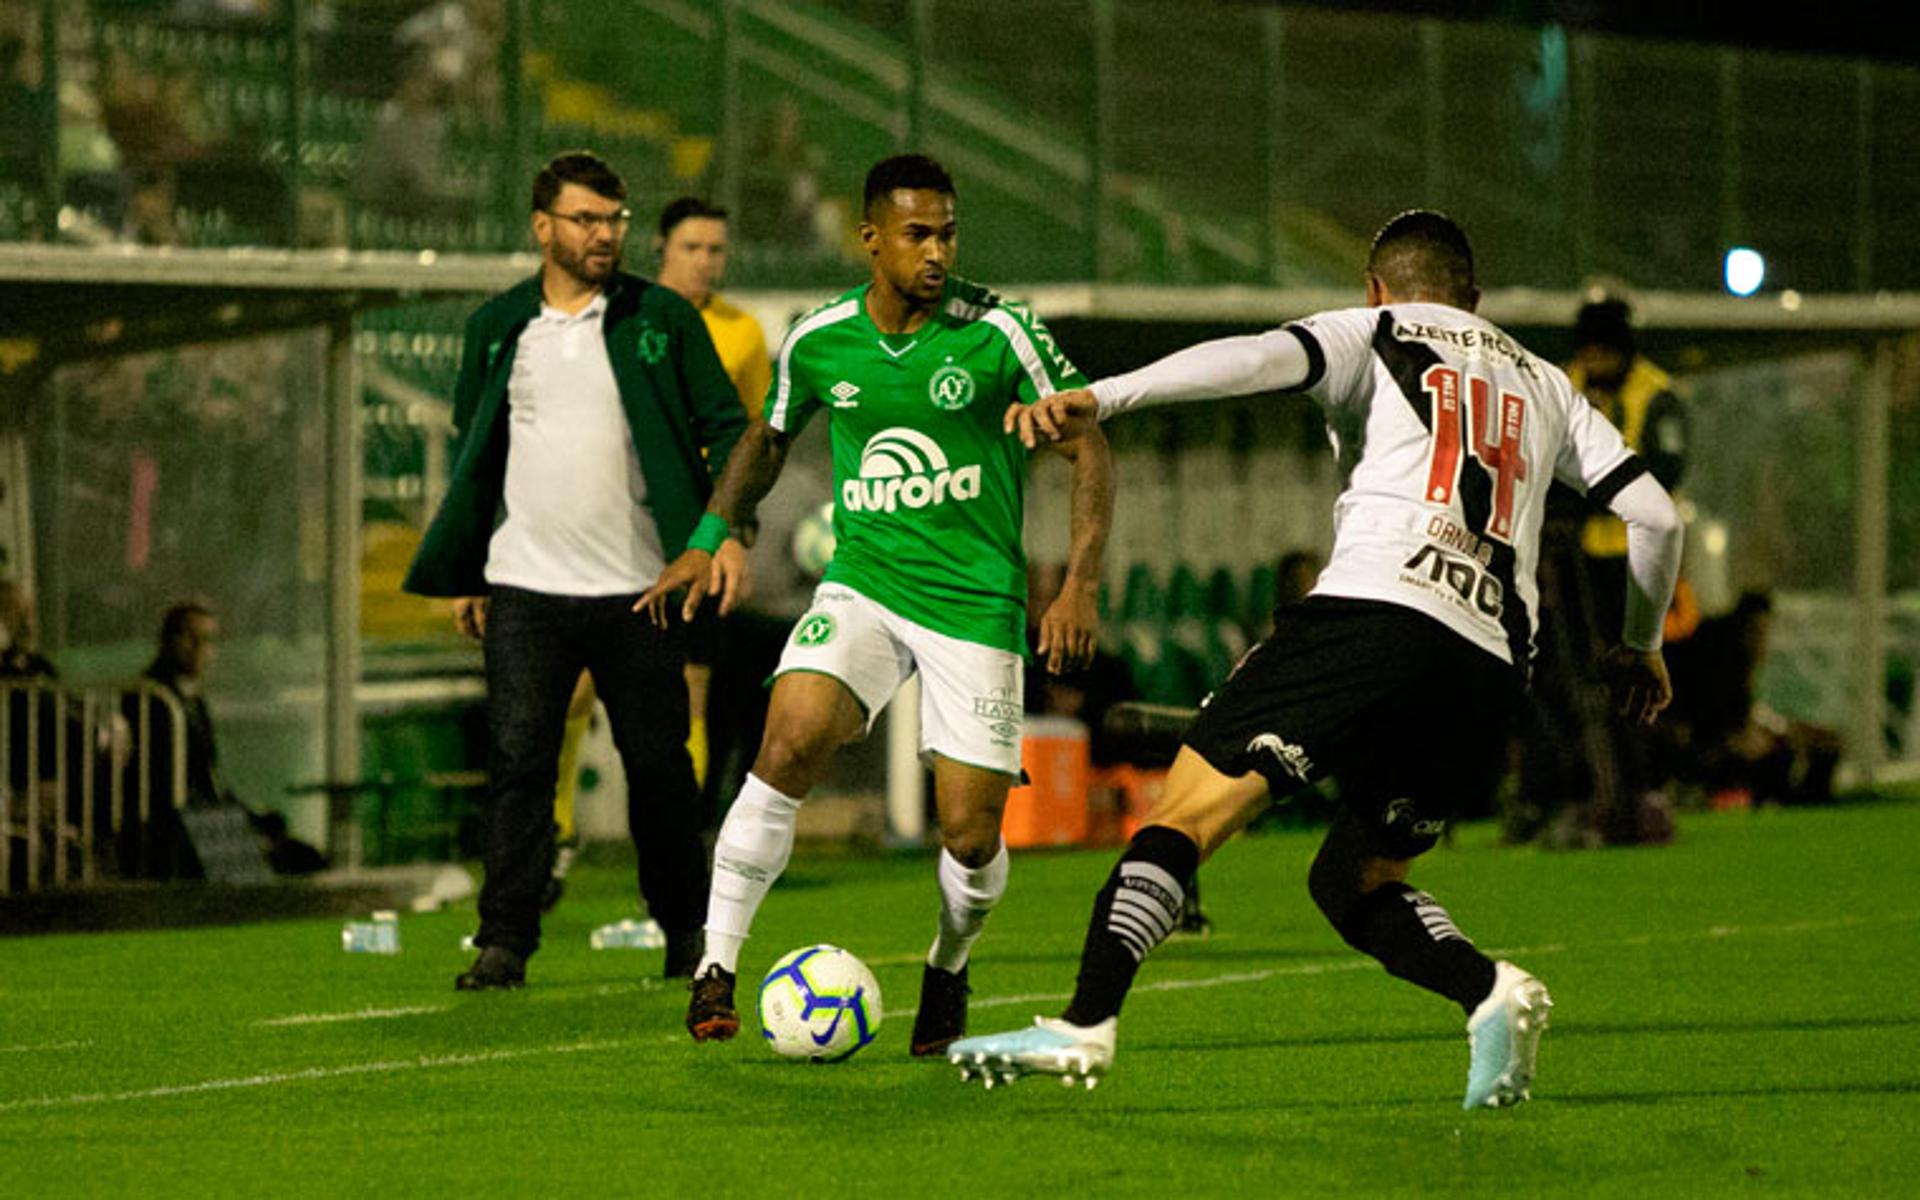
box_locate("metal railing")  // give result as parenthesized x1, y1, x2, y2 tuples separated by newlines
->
(1, 680, 186, 895)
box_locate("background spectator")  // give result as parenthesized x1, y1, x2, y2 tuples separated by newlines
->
(1511, 298, 1687, 848)
(122, 602, 325, 878)
(1662, 591, 1842, 808)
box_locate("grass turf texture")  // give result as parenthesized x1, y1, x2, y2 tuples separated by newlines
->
(3, 801, 1916, 1198)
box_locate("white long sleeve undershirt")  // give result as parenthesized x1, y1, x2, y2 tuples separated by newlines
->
(1609, 472, 1685, 652)
(1089, 327, 1313, 420)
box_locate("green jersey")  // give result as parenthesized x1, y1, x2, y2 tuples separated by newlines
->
(764, 277, 1085, 653)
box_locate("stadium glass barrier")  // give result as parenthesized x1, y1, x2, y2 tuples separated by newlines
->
(1, 680, 186, 895)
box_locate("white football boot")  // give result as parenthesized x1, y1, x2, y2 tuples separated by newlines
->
(949, 1016, 1117, 1090)
(1463, 961, 1553, 1110)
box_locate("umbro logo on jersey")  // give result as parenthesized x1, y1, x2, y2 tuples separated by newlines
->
(830, 381, 861, 408)
(1246, 732, 1313, 782)
(841, 427, 982, 514)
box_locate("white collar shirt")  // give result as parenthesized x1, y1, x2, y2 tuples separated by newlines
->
(485, 291, 666, 594)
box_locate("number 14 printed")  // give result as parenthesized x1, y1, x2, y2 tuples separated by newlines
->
(1419, 365, 1529, 542)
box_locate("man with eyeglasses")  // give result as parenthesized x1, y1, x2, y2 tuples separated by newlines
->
(405, 151, 750, 991)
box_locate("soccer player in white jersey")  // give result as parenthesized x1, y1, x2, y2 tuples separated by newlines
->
(637, 155, 1115, 1054)
(948, 211, 1683, 1109)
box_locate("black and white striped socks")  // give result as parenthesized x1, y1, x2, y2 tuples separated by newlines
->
(1338, 882, 1497, 1015)
(1062, 826, 1199, 1027)
(1109, 861, 1186, 963)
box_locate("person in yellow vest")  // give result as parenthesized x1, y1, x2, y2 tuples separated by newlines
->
(1569, 299, 1688, 568)
(657, 197, 773, 416)
(1512, 298, 1688, 848)
(545, 198, 771, 907)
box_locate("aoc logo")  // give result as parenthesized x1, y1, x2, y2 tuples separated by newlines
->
(792, 613, 837, 647)
(841, 428, 982, 514)
(929, 364, 976, 411)
(634, 321, 669, 365)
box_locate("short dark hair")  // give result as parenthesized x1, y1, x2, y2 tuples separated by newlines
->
(657, 196, 728, 241)
(159, 602, 215, 646)
(531, 151, 626, 213)
(1367, 209, 1475, 304)
(863, 154, 955, 221)
(1732, 589, 1774, 620)
(1573, 298, 1636, 358)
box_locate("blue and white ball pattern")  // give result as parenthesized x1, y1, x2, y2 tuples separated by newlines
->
(758, 944, 883, 1062)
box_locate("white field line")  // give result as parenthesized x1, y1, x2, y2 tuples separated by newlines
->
(12, 909, 1912, 1110)
(922, 909, 1920, 1021)
(0, 1040, 92, 1054)
(0, 1039, 628, 1114)
(255, 1004, 448, 1027)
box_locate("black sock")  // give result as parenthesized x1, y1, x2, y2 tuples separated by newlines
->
(1336, 883, 1497, 1015)
(1061, 826, 1200, 1026)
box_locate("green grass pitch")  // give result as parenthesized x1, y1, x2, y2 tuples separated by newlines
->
(3, 801, 1916, 1197)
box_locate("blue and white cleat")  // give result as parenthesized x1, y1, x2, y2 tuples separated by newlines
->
(1463, 961, 1552, 1110)
(949, 1016, 1117, 1090)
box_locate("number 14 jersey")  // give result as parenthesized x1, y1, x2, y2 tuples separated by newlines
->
(1287, 303, 1645, 671)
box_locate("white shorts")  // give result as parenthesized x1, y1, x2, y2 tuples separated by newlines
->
(773, 583, 1025, 777)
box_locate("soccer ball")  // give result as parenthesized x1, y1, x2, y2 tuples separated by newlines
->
(757, 944, 883, 1062)
(790, 501, 836, 578)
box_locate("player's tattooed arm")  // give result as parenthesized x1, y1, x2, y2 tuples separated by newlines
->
(1035, 420, 1113, 673)
(706, 418, 793, 529)
(634, 420, 791, 627)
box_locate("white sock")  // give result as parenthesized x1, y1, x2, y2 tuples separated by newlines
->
(927, 842, 1010, 973)
(700, 773, 802, 975)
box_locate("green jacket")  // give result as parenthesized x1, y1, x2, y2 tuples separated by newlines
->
(403, 271, 748, 597)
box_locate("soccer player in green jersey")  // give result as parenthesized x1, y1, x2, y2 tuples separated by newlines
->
(638, 154, 1115, 1054)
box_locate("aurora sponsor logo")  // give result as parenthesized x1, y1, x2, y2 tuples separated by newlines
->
(840, 427, 982, 514)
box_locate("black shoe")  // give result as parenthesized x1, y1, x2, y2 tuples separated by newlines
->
(909, 963, 970, 1057)
(686, 964, 739, 1042)
(1174, 878, 1212, 937)
(664, 929, 704, 979)
(455, 945, 526, 992)
(540, 840, 580, 914)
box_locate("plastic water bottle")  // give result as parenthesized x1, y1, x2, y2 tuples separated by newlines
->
(342, 910, 401, 954)
(590, 917, 666, 950)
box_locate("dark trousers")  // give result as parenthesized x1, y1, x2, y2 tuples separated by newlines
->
(477, 585, 705, 957)
(1515, 542, 1658, 843)
(699, 611, 794, 830)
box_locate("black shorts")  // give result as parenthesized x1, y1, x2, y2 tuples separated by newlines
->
(1182, 597, 1522, 859)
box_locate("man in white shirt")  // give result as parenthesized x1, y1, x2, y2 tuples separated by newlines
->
(948, 210, 1683, 1111)
(404, 152, 750, 990)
